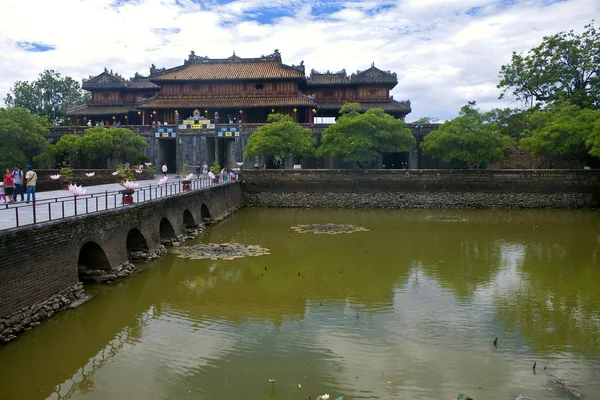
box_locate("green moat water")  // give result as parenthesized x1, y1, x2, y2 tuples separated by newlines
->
(1, 208, 599, 400)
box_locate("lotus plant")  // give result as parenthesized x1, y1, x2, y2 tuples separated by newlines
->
(236, 162, 243, 167)
(112, 171, 119, 176)
(135, 169, 143, 174)
(123, 181, 139, 190)
(49, 174, 61, 180)
(144, 162, 152, 166)
(68, 183, 87, 196)
(158, 176, 168, 185)
(85, 172, 95, 177)
(184, 173, 194, 181)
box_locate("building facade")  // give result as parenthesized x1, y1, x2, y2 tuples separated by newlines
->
(66, 50, 411, 125)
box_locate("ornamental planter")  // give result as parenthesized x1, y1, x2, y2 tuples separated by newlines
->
(212, 178, 219, 184)
(182, 180, 191, 191)
(121, 188, 135, 205)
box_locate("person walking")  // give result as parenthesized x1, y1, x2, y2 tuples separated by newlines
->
(0, 181, 6, 203)
(12, 166, 25, 202)
(3, 168, 15, 203)
(162, 162, 168, 177)
(25, 165, 37, 204)
(195, 162, 202, 179)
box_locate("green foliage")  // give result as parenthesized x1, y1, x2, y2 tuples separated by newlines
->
(181, 160, 191, 177)
(210, 161, 221, 175)
(339, 102, 362, 114)
(420, 106, 511, 168)
(484, 108, 535, 139)
(117, 164, 135, 182)
(145, 163, 156, 175)
(244, 113, 315, 167)
(498, 22, 600, 109)
(36, 134, 82, 167)
(4, 70, 90, 125)
(60, 166, 73, 183)
(520, 103, 600, 163)
(0, 107, 48, 171)
(319, 107, 415, 168)
(411, 116, 439, 124)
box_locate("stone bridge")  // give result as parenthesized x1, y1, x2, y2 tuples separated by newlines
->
(0, 182, 243, 341)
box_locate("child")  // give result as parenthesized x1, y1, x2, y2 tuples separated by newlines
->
(0, 182, 5, 202)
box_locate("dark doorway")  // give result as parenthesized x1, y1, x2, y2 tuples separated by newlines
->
(159, 217, 176, 239)
(159, 139, 176, 173)
(206, 136, 216, 166)
(126, 228, 149, 252)
(382, 152, 410, 169)
(183, 210, 195, 228)
(200, 204, 211, 220)
(78, 242, 111, 270)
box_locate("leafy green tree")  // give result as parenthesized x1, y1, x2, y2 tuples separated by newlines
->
(586, 119, 600, 158)
(35, 134, 82, 167)
(520, 103, 600, 165)
(498, 22, 600, 109)
(420, 106, 510, 168)
(4, 70, 90, 125)
(411, 116, 439, 124)
(319, 105, 415, 168)
(244, 113, 315, 167)
(484, 107, 535, 139)
(82, 126, 147, 166)
(0, 108, 48, 171)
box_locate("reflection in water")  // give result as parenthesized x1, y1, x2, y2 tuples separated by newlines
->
(0, 209, 599, 400)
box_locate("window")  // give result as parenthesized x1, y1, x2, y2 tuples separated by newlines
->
(255, 84, 264, 90)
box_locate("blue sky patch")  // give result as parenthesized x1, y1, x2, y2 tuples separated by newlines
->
(16, 41, 55, 52)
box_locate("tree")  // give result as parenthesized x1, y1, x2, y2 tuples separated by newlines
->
(498, 22, 600, 109)
(4, 70, 90, 125)
(484, 107, 535, 139)
(411, 116, 439, 124)
(35, 134, 82, 167)
(83, 127, 147, 166)
(420, 106, 510, 168)
(319, 104, 415, 168)
(0, 108, 48, 171)
(244, 114, 315, 167)
(520, 102, 600, 165)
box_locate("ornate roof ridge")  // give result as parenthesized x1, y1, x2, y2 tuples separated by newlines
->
(309, 68, 347, 76)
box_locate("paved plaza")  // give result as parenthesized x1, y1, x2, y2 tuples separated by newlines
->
(0, 174, 220, 230)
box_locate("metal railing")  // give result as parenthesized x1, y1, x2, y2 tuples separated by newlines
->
(0, 176, 234, 230)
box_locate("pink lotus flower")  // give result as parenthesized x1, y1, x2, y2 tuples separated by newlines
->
(185, 173, 194, 181)
(49, 174, 61, 180)
(158, 176, 168, 184)
(123, 180, 139, 189)
(85, 172, 95, 177)
(135, 169, 143, 174)
(68, 183, 87, 196)
(144, 162, 152, 166)
(236, 162, 244, 167)
(208, 172, 215, 180)
(111, 171, 119, 176)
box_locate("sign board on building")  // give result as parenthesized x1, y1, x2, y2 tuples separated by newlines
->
(156, 127, 176, 138)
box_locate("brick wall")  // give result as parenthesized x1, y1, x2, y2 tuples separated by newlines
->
(0, 182, 243, 319)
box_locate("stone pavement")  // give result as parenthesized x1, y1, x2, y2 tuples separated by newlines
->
(0, 174, 219, 230)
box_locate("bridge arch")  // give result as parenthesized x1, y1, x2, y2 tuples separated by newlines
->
(200, 203, 211, 220)
(182, 209, 196, 229)
(126, 228, 149, 252)
(159, 217, 176, 239)
(78, 241, 111, 271)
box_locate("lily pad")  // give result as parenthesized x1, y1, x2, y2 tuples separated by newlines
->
(173, 243, 271, 260)
(291, 223, 369, 235)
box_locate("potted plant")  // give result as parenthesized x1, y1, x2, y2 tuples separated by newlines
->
(210, 161, 221, 184)
(120, 180, 139, 205)
(117, 164, 135, 185)
(145, 163, 155, 179)
(60, 166, 74, 189)
(180, 160, 193, 191)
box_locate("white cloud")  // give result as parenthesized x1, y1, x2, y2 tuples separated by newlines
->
(0, 0, 598, 120)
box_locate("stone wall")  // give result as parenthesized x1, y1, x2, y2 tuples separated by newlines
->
(0, 182, 243, 343)
(241, 169, 600, 209)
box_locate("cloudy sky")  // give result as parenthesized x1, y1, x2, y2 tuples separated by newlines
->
(0, 0, 598, 121)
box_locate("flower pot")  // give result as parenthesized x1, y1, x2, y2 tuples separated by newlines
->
(62, 183, 69, 190)
(182, 181, 191, 191)
(121, 188, 135, 205)
(212, 178, 219, 184)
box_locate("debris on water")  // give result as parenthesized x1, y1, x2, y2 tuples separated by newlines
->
(425, 216, 467, 222)
(551, 377, 582, 399)
(493, 337, 498, 347)
(290, 224, 369, 235)
(172, 243, 271, 260)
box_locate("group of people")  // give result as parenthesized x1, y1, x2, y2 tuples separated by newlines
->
(87, 120, 123, 127)
(1, 166, 38, 204)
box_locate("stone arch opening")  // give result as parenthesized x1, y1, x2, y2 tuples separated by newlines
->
(78, 241, 111, 271)
(126, 228, 149, 252)
(201, 204, 211, 220)
(159, 217, 176, 239)
(183, 210, 195, 229)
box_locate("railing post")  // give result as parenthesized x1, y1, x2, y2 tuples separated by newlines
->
(74, 196, 77, 216)
(105, 190, 108, 210)
(32, 201, 37, 223)
(15, 207, 19, 227)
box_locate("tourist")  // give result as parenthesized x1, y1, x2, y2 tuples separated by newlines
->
(202, 162, 209, 179)
(152, 121, 156, 127)
(3, 168, 15, 203)
(25, 165, 38, 204)
(12, 166, 25, 202)
(220, 167, 228, 183)
(125, 160, 130, 169)
(164, 121, 168, 126)
(162, 162, 168, 177)
(195, 162, 202, 178)
(157, 120, 162, 126)
(87, 120, 92, 127)
(0, 181, 6, 203)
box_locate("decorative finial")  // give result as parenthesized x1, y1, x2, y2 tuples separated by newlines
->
(371, 62, 375, 68)
(233, 50, 236, 56)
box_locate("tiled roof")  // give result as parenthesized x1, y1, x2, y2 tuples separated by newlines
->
(351, 66, 397, 85)
(150, 61, 305, 81)
(66, 105, 137, 116)
(137, 96, 317, 109)
(82, 71, 160, 90)
(316, 100, 411, 113)
(307, 69, 350, 85)
(127, 77, 159, 89)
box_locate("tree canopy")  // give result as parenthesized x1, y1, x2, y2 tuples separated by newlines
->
(420, 106, 511, 168)
(498, 22, 600, 109)
(519, 102, 600, 165)
(244, 114, 315, 167)
(0, 108, 48, 171)
(4, 70, 89, 125)
(319, 104, 415, 168)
